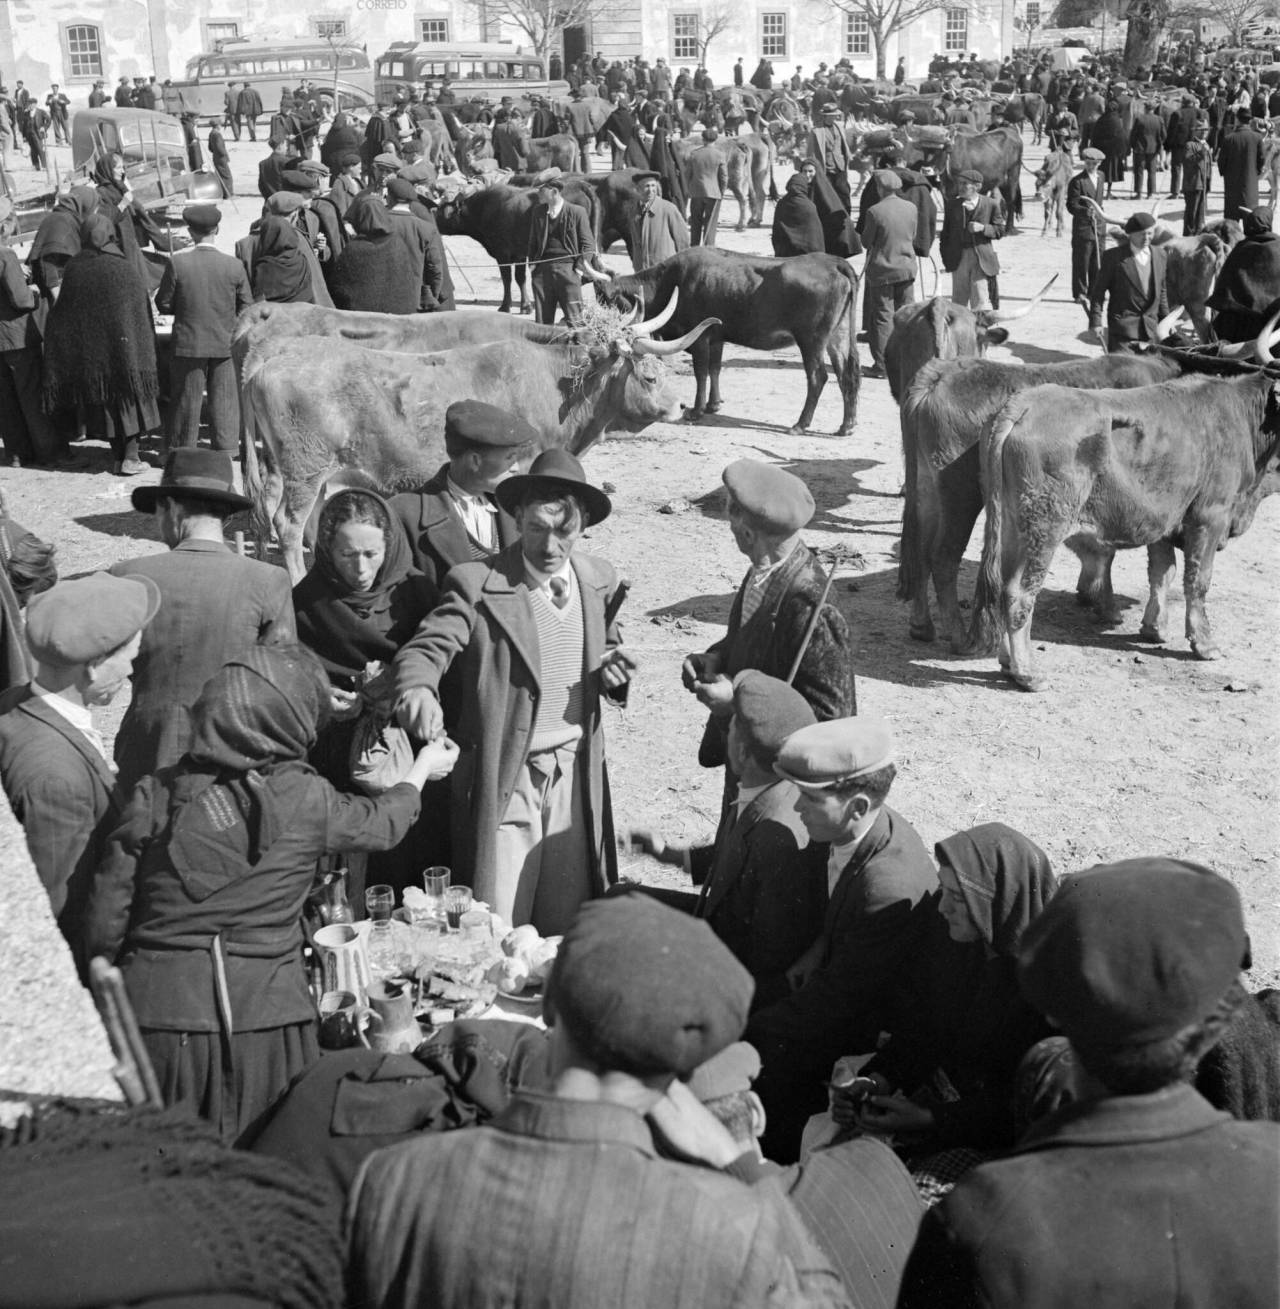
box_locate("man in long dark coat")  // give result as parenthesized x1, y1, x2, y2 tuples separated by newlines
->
(1219, 106, 1265, 221)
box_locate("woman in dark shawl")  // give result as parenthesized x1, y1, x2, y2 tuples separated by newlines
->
(837, 823, 1056, 1158)
(294, 490, 439, 897)
(802, 158, 863, 259)
(26, 184, 97, 297)
(603, 97, 648, 169)
(359, 110, 391, 183)
(91, 151, 177, 291)
(251, 214, 315, 303)
(327, 197, 419, 314)
(772, 174, 824, 256)
(1090, 101, 1129, 197)
(647, 117, 687, 214)
(320, 109, 362, 177)
(41, 214, 159, 475)
(86, 643, 440, 1143)
(1208, 207, 1280, 343)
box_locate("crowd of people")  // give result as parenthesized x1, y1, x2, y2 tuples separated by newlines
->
(0, 31, 1278, 1309)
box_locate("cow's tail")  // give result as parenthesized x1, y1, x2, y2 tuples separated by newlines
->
(897, 381, 926, 601)
(962, 399, 1018, 656)
(839, 260, 860, 424)
(239, 374, 278, 560)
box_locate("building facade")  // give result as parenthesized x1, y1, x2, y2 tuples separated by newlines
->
(0, 0, 1014, 101)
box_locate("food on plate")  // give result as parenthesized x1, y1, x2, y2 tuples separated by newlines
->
(486, 956, 531, 995)
(501, 924, 541, 961)
(417, 958, 497, 1019)
(529, 938, 561, 983)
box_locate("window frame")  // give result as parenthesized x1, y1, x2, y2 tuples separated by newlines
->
(202, 19, 241, 49)
(844, 12, 870, 56)
(312, 17, 349, 39)
(418, 17, 451, 43)
(671, 11, 700, 62)
(944, 6, 969, 51)
(61, 20, 104, 82)
(760, 12, 788, 59)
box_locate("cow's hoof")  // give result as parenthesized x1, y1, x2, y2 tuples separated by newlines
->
(498, 306, 512, 315)
(683, 408, 707, 423)
(786, 422, 810, 435)
(1006, 668, 1048, 692)
(1191, 642, 1222, 662)
(747, 219, 761, 228)
(705, 402, 721, 413)
(1135, 625, 1167, 644)
(835, 424, 855, 437)
(909, 621, 936, 644)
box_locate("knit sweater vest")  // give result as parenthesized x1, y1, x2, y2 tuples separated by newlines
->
(528, 580, 585, 752)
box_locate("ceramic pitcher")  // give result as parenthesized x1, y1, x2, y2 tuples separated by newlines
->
(314, 923, 371, 1004)
(364, 978, 422, 1054)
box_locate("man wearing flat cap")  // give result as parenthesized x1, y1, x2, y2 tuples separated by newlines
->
(109, 449, 295, 790)
(940, 170, 1002, 311)
(628, 171, 688, 270)
(631, 671, 826, 1000)
(385, 176, 452, 311)
(861, 170, 919, 378)
(527, 177, 609, 325)
(1088, 211, 1169, 351)
(0, 573, 160, 971)
(684, 459, 855, 788)
(257, 137, 299, 202)
(1066, 147, 1107, 315)
(155, 205, 251, 457)
(899, 859, 1280, 1308)
(347, 896, 851, 1307)
(395, 450, 636, 935)
(744, 715, 936, 1162)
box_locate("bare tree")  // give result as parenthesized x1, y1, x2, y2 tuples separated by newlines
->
(698, 3, 737, 68)
(823, 0, 967, 80)
(1171, 0, 1276, 45)
(1123, 0, 1170, 75)
(457, 0, 622, 63)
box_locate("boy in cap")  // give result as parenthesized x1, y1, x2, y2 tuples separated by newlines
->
(347, 896, 850, 1308)
(0, 572, 160, 969)
(1088, 211, 1169, 351)
(628, 170, 688, 271)
(1181, 118, 1212, 234)
(940, 169, 1002, 311)
(899, 859, 1280, 1308)
(1066, 147, 1107, 314)
(396, 450, 635, 935)
(684, 459, 854, 783)
(630, 670, 826, 1001)
(744, 715, 935, 1162)
(110, 449, 295, 789)
(155, 205, 252, 456)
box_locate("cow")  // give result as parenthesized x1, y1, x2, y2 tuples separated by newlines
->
(241, 303, 718, 580)
(571, 168, 645, 257)
(969, 369, 1280, 689)
(433, 179, 602, 315)
(1153, 220, 1242, 343)
(599, 247, 859, 434)
(1033, 148, 1072, 238)
(670, 133, 775, 230)
(519, 132, 581, 173)
(1003, 92, 1046, 144)
(883, 276, 1059, 401)
(880, 95, 945, 126)
(899, 347, 1185, 647)
(904, 125, 1023, 234)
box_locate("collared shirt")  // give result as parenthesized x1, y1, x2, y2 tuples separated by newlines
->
(346, 1089, 851, 1308)
(733, 779, 770, 816)
(31, 682, 111, 767)
(523, 556, 576, 601)
(445, 474, 498, 550)
(740, 545, 797, 622)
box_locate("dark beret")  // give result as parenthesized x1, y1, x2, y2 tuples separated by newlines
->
(1124, 211, 1156, 233)
(385, 177, 417, 203)
(281, 169, 318, 193)
(339, 151, 363, 168)
(732, 670, 815, 764)
(182, 203, 221, 229)
(444, 399, 538, 450)
(722, 458, 814, 534)
(1018, 859, 1248, 1046)
(957, 168, 984, 185)
(546, 896, 754, 1077)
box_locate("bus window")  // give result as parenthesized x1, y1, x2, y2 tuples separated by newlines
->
(281, 56, 308, 73)
(223, 58, 245, 78)
(509, 63, 525, 79)
(381, 59, 405, 78)
(203, 58, 228, 77)
(485, 62, 506, 78)
(338, 51, 361, 69)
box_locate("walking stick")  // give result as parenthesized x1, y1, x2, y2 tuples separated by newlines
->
(785, 555, 839, 685)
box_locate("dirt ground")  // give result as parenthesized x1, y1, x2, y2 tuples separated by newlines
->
(7, 126, 1278, 986)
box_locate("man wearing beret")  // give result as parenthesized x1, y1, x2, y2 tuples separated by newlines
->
(628, 171, 689, 271)
(744, 716, 936, 1162)
(899, 859, 1280, 1308)
(684, 459, 855, 788)
(347, 896, 852, 1307)
(0, 573, 160, 971)
(631, 671, 826, 1002)
(940, 170, 1002, 311)
(1088, 211, 1169, 351)
(155, 205, 251, 458)
(110, 449, 296, 790)
(395, 451, 635, 935)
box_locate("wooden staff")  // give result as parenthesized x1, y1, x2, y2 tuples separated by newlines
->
(785, 555, 839, 685)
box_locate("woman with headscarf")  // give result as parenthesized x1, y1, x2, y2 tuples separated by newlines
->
(1090, 101, 1129, 199)
(320, 109, 362, 178)
(834, 823, 1057, 1155)
(86, 643, 450, 1143)
(647, 115, 687, 215)
(41, 214, 159, 475)
(1209, 206, 1280, 343)
(603, 95, 648, 169)
(327, 196, 419, 313)
(26, 184, 97, 299)
(91, 151, 180, 291)
(772, 173, 824, 256)
(801, 157, 863, 259)
(293, 490, 441, 895)
(250, 213, 317, 304)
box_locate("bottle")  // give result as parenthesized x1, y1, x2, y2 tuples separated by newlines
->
(318, 866, 355, 926)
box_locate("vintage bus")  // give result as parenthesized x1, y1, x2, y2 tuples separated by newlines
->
(373, 42, 568, 108)
(169, 38, 376, 118)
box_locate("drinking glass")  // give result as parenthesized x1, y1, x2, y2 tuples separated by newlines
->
(443, 885, 473, 931)
(423, 867, 451, 922)
(365, 884, 395, 925)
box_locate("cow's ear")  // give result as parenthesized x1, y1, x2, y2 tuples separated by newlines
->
(980, 327, 1010, 349)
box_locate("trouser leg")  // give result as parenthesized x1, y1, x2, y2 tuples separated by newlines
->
(526, 745, 592, 936)
(206, 356, 240, 454)
(167, 355, 207, 450)
(1072, 237, 1096, 307)
(701, 198, 721, 246)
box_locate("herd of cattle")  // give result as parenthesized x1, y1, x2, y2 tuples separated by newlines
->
(232, 235, 1280, 694)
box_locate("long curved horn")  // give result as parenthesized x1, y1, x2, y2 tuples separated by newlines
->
(1253, 304, 1280, 363)
(1219, 339, 1260, 359)
(1148, 196, 1162, 223)
(616, 298, 640, 328)
(1156, 305, 1187, 340)
(630, 287, 679, 338)
(988, 273, 1058, 323)
(1084, 196, 1123, 227)
(632, 316, 721, 356)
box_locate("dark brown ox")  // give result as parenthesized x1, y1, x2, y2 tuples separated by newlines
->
(970, 370, 1280, 689)
(601, 247, 859, 434)
(242, 311, 717, 579)
(899, 349, 1184, 646)
(904, 126, 1023, 234)
(670, 133, 775, 230)
(518, 132, 582, 173)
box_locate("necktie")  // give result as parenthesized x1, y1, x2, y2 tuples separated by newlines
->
(549, 576, 569, 610)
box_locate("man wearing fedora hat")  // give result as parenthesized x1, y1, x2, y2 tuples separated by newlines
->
(109, 449, 295, 790)
(899, 860, 1280, 1308)
(628, 171, 688, 270)
(155, 204, 251, 457)
(805, 103, 854, 214)
(1088, 211, 1170, 352)
(0, 572, 160, 971)
(395, 449, 635, 935)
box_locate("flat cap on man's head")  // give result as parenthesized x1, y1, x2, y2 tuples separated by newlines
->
(26, 573, 160, 668)
(722, 459, 814, 534)
(873, 169, 903, 192)
(281, 169, 319, 193)
(632, 170, 661, 184)
(445, 399, 537, 450)
(732, 670, 816, 764)
(397, 160, 433, 183)
(265, 191, 309, 215)
(820, 103, 841, 117)
(546, 895, 754, 1077)
(373, 151, 401, 169)
(774, 715, 896, 791)
(957, 168, 983, 185)
(1081, 146, 1105, 162)
(296, 159, 327, 179)
(536, 175, 565, 191)
(385, 177, 416, 203)
(182, 203, 221, 229)
(339, 151, 363, 168)
(1018, 858, 1248, 1046)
